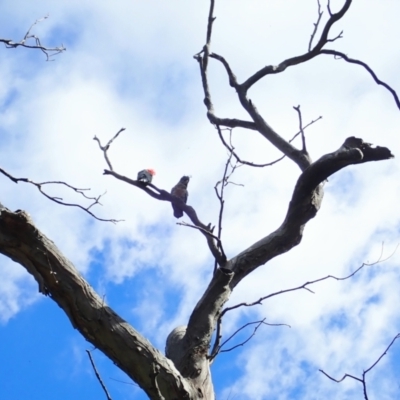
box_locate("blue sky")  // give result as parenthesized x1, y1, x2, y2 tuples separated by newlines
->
(1, 0, 400, 399)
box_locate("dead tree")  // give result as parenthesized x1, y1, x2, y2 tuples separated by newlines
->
(0, 1, 398, 399)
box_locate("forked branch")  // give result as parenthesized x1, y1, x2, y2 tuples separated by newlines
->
(210, 319, 290, 361)
(93, 128, 126, 171)
(1, 16, 66, 60)
(96, 130, 227, 267)
(214, 139, 242, 271)
(0, 167, 118, 223)
(229, 137, 394, 286)
(320, 333, 400, 400)
(104, 169, 226, 267)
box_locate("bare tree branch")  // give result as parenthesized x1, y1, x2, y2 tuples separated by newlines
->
(86, 350, 113, 400)
(210, 319, 290, 361)
(288, 116, 323, 146)
(0, 167, 118, 223)
(222, 256, 389, 318)
(219, 319, 266, 355)
(308, 0, 323, 52)
(95, 130, 226, 261)
(169, 134, 394, 385)
(177, 221, 225, 253)
(104, 168, 227, 267)
(293, 105, 307, 152)
(195, 0, 313, 171)
(320, 49, 400, 110)
(209, 52, 312, 170)
(229, 137, 394, 286)
(1, 16, 66, 60)
(96, 127, 227, 267)
(93, 128, 126, 171)
(216, 126, 285, 168)
(320, 333, 400, 400)
(215, 117, 322, 168)
(0, 205, 196, 399)
(241, 0, 352, 90)
(213, 141, 241, 271)
(219, 319, 290, 354)
(210, 244, 396, 363)
(327, 0, 333, 16)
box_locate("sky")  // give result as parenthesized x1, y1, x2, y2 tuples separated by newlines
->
(0, 0, 400, 399)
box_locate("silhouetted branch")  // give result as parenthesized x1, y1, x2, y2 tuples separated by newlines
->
(209, 51, 312, 170)
(216, 117, 322, 168)
(216, 126, 285, 167)
(308, 0, 323, 51)
(293, 105, 307, 152)
(1, 16, 66, 60)
(93, 128, 126, 171)
(210, 318, 290, 361)
(288, 115, 322, 146)
(320, 49, 400, 110)
(177, 221, 221, 245)
(0, 167, 118, 223)
(220, 320, 290, 354)
(320, 333, 400, 400)
(214, 148, 232, 246)
(103, 168, 227, 267)
(224, 245, 397, 326)
(95, 126, 228, 262)
(241, 0, 352, 90)
(213, 139, 241, 270)
(86, 350, 113, 400)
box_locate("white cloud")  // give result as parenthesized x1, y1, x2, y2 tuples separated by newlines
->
(0, 0, 399, 398)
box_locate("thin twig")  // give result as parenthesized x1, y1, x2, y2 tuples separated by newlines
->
(241, 0, 353, 90)
(1, 16, 66, 61)
(210, 319, 290, 360)
(86, 350, 113, 400)
(222, 256, 392, 317)
(211, 247, 397, 363)
(327, 0, 333, 16)
(0, 167, 119, 223)
(288, 116, 322, 145)
(219, 319, 289, 354)
(293, 105, 307, 152)
(103, 168, 227, 267)
(308, 0, 323, 51)
(216, 126, 285, 167)
(326, 30, 343, 43)
(320, 49, 400, 110)
(205, 0, 216, 46)
(93, 128, 126, 171)
(215, 117, 322, 168)
(108, 378, 138, 386)
(177, 221, 220, 244)
(320, 333, 400, 400)
(213, 131, 241, 270)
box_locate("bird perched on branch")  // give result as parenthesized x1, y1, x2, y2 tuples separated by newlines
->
(171, 176, 190, 218)
(137, 169, 156, 183)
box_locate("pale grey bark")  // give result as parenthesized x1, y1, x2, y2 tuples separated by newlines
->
(0, 206, 201, 399)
